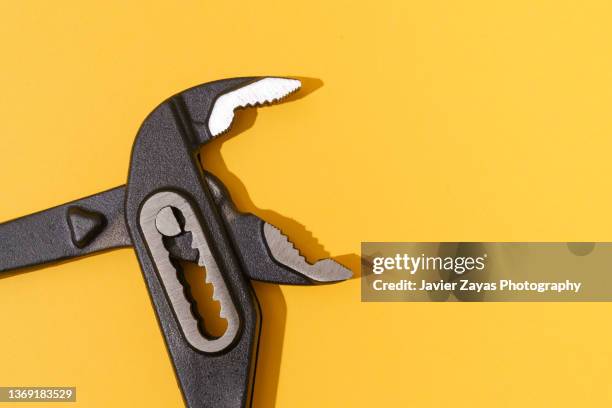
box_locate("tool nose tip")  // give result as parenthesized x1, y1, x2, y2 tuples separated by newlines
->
(315, 259, 353, 282)
(207, 77, 302, 137)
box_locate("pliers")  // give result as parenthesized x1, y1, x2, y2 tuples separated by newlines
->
(0, 77, 351, 407)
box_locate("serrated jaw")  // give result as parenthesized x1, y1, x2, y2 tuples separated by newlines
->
(263, 223, 353, 282)
(207, 77, 301, 136)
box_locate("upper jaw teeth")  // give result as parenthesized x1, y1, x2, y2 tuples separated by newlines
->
(207, 77, 302, 137)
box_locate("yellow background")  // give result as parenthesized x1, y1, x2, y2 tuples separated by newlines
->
(1, 1, 612, 407)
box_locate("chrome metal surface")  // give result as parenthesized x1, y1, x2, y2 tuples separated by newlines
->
(140, 191, 240, 353)
(263, 223, 352, 282)
(208, 77, 301, 136)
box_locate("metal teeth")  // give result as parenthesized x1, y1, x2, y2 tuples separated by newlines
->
(181, 207, 239, 349)
(189, 230, 229, 320)
(263, 223, 352, 282)
(208, 77, 301, 136)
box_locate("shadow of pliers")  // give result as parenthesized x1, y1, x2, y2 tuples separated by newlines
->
(0, 77, 352, 407)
